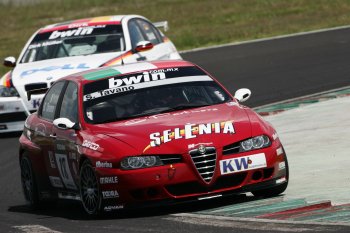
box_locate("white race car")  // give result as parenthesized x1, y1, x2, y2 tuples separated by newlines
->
(0, 15, 182, 133)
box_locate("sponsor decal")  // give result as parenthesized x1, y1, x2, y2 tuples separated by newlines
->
(272, 132, 278, 140)
(68, 23, 89, 28)
(102, 190, 119, 199)
(226, 101, 239, 107)
(21, 63, 90, 77)
(69, 152, 77, 160)
(279, 161, 286, 170)
(100, 176, 118, 184)
(34, 123, 46, 136)
(125, 108, 219, 126)
(188, 142, 213, 150)
(49, 27, 94, 40)
(104, 205, 124, 211)
(49, 176, 64, 188)
(58, 192, 81, 200)
(48, 151, 56, 168)
(96, 161, 112, 168)
(40, 191, 51, 199)
(56, 143, 65, 151)
(148, 121, 235, 148)
(31, 98, 41, 109)
(82, 140, 99, 150)
(220, 153, 267, 175)
(276, 176, 287, 184)
(276, 147, 283, 156)
(55, 153, 77, 190)
(72, 162, 78, 176)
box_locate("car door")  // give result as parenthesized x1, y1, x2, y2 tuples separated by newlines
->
(30, 81, 67, 191)
(51, 81, 80, 192)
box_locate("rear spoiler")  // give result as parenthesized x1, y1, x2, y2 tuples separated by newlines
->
(27, 87, 48, 101)
(153, 21, 169, 32)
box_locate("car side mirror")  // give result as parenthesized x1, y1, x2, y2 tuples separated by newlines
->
(53, 118, 77, 130)
(134, 41, 154, 53)
(4, 56, 16, 67)
(234, 88, 251, 103)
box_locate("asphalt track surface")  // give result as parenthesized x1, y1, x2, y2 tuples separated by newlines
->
(1, 27, 350, 233)
(182, 26, 350, 107)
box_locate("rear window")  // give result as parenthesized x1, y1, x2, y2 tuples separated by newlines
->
(83, 66, 232, 124)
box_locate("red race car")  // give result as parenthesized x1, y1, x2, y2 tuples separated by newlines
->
(19, 60, 288, 215)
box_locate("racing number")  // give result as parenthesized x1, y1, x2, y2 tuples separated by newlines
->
(55, 153, 77, 190)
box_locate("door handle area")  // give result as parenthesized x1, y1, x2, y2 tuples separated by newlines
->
(49, 133, 57, 138)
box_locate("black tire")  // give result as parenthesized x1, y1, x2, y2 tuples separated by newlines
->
(20, 155, 40, 208)
(252, 155, 289, 197)
(79, 160, 102, 215)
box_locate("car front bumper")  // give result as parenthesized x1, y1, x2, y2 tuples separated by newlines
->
(94, 140, 288, 210)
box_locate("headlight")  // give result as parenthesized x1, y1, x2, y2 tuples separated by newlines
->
(240, 135, 271, 152)
(0, 85, 19, 97)
(120, 156, 163, 170)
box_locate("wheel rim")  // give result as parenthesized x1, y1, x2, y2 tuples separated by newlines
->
(20, 158, 34, 204)
(80, 164, 100, 214)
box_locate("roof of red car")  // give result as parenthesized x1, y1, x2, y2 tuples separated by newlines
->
(64, 60, 197, 84)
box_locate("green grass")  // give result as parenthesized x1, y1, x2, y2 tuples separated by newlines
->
(2, 0, 350, 75)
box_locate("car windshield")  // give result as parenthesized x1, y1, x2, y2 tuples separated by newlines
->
(83, 66, 232, 124)
(20, 25, 124, 63)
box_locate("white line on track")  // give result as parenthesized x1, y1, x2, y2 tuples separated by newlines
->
(13, 225, 63, 233)
(180, 25, 350, 54)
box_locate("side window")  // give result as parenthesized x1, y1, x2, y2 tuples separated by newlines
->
(136, 19, 162, 45)
(41, 82, 65, 121)
(59, 82, 78, 122)
(128, 20, 146, 48)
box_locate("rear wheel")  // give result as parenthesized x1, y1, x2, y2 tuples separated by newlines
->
(252, 155, 289, 197)
(20, 155, 40, 208)
(80, 160, 102, 215)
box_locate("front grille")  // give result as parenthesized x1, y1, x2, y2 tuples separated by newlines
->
(189, 147, 216, 183)
(159, 154, 182, 164)
(165, 172, 247, 196)
(222, 141, 240, 155)
(24, 83, 47, 92)
(0, 112, 27, 123)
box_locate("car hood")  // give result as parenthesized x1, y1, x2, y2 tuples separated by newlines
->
(11, 52, 122, 86)
(91, 103, 252, 155)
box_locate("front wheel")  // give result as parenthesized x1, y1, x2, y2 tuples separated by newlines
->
(80, 160, 102, 215)
(20, 155, 40, 208)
